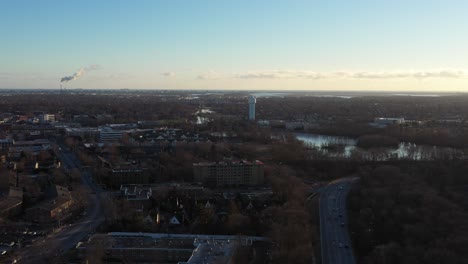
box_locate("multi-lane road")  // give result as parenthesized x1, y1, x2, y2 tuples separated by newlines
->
(319, 178, 357, 264)
(9, 145, 104, 264)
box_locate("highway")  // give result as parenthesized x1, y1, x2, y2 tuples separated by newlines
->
(319, 178, 357, 264)
(10, 145, 104, 264)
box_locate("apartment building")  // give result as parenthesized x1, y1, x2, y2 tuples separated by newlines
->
(193, 160, 264, 187)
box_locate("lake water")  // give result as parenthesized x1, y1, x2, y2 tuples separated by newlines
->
(293, 132, 462, 160)
(251, 92, 289, 98)
(195, 108, 214, 124)
(197, 109, 215, 114)
(251, 92, 353, 98)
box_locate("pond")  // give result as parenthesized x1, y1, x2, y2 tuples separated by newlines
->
(292, 132, 463, 160)
(195, 108, 214, 125)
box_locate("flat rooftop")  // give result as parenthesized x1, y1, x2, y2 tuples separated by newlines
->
(194, 160, 264, 166)
(78, 232, 268, 264)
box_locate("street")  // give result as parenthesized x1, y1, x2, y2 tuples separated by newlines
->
(9, 145, 104, 264)
(319, 178, 357, 264)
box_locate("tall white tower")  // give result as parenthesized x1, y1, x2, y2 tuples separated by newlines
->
(248, 95, 256, 120)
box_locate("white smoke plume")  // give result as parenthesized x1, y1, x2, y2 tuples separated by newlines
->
(60, 65, 101, 83)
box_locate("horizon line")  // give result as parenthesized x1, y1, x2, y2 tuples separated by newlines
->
(0, 87, 466, 94)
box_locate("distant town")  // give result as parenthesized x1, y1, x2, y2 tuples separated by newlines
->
(1, 89, 468, 263)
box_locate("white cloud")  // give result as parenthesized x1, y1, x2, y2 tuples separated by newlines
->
(0, 72, 12, 79)
(85, 64, 102, 71)
(229, 69, 468, 80)
(236, 70, 327, 79)
(351, 70, 466, 79)
(196, 71, 227, 80)
(0, 72, 48, 81)
(161, 72, 175, 77)
(87, 72, 134, 81)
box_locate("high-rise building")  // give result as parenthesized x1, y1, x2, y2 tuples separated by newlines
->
(248, 95, 256, 120)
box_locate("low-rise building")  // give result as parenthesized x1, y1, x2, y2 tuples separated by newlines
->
(137, 120, 163, 129)
(99, 126, 123, 142)
(120, 185, 152, 209)
(65, 127, 99, 141)
(285, 121, 304, 130)
(24, 185, 72, 223)
(96, 114, 114, 123)
(76, 232, 268, 264)
(11, 124, 57, 138)
(0, 187, 23, 218)
(0, 139, 13, 151)
(8, 139, 52, 159)
(373, 117, 405, 127)
(257, 120, 270, 126)
(73, 115, 89, 124)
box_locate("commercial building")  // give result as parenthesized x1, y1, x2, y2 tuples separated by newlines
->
(65, 127, 99, 141)
(193, 160, 264, 187)
(373, 117, 405, 127)
(99, 126, 123, 142)
(76, 232, 268, 264)
(43, 114, 56, 123)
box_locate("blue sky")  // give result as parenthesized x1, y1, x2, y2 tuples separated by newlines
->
(1, 0, 468, 90)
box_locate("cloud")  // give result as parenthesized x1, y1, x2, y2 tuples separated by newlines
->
(88, 73, 134, 81)
(0, 72, 47, 80)
(236, 70, 327, 79)
(196, 71, 227, 80)
(161, 72, 175, 77)
(351, 70, 466, 79)
(0, 72, 12, 79)
(86, 64, 102, 71)
(231, 70, 468, 80)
